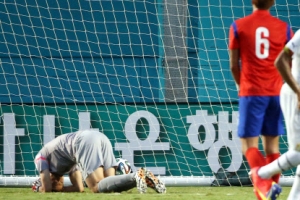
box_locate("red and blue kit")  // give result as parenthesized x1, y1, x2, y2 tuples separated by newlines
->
(229, 10, 293, 138)
(229, 10, 293, 97)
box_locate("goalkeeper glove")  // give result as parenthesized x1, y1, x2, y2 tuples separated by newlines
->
(32, 178, 42, 192)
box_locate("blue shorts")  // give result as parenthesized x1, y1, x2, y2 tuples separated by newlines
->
(238, 96, 284, 138)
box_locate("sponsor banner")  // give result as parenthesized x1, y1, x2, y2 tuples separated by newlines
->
(0, 104, 289, 177)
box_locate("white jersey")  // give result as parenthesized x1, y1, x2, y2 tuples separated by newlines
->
(286, 29, 300, 83)
(280, 29, 300, 150)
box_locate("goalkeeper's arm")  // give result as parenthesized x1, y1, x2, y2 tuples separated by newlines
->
(32, 169, 52, 192)
(62, 169, 85, 192)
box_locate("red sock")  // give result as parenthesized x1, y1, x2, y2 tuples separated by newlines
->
(266, 153, 280, 183)
(245, 147, 266, 169)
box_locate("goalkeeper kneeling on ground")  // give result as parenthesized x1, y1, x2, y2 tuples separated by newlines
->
(32, 129, 166, 194)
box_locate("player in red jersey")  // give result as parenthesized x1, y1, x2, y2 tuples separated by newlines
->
(228, 0, 293, 199)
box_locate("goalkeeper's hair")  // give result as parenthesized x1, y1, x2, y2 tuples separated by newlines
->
(252, 0, 274, 10)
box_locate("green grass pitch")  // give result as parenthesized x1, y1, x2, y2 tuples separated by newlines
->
(0, 186, 291, 200)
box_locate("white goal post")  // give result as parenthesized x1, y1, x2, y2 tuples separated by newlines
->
(0, 176, 295, 187)
(0, 0, 299, 187)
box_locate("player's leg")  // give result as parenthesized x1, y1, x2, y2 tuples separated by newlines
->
(238, 97, 266, 168)
(251, 96, 284, 199)
(261, 95, 284, 183)
(258, 149, 300, 179)
(288, 165, 300, 200)
(75, 130, 116, 192)
(98, 167, 147, 193)
(265, 152, 280, 182)
(98, 134, 165, 193)
(238, 96, 280, 200)
(262, 135, 280, 183)
(97, 167, 166, 194)
(286, 105, 300, 200)
(98, 167, 166, 194)
(97, 174, 137, 193)
(85, 166, 147, 193)
(84, 167, 105, 193)
(241, 137, 265, 167)
(256, 143, 300, 199)
(243, 137, 278, 200)
(78, 130, 146, 193)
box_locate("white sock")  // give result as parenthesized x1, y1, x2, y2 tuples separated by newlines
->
(287, 165, 300, 200)
(258, 149, 300, 179)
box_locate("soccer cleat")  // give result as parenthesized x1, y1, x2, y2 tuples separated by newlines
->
(251, 167, 282, 200)
(145, 169, 166, 194)
(266, 182, 282, 200)
(134, 168, 147, 194)
(249, 171, 262, 200)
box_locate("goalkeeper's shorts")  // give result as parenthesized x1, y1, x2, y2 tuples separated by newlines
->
(75, 130, 117, 179)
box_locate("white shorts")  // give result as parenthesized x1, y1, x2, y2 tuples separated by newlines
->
(280, 83, 300, 151)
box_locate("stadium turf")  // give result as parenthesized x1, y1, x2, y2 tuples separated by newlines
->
(0, 186, 291, 200)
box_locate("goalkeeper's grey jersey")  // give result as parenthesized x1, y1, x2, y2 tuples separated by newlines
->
(34, 130, 117, 179)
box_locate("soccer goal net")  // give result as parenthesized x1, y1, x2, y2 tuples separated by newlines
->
(0, 0, 298, 187)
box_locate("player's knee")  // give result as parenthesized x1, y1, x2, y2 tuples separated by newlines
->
(72, 185, 85, 193)
(89, 186, 99, 193)
(78, 186, 85, 193)
(85, 181, 99, 193)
